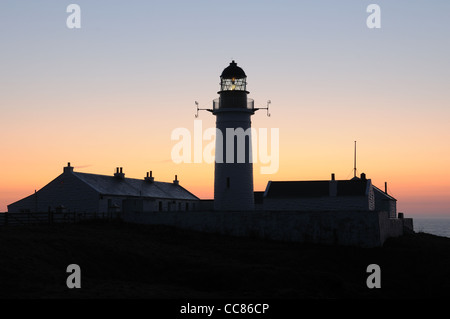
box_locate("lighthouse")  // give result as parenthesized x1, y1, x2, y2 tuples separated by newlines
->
(212, 61, 256, 211)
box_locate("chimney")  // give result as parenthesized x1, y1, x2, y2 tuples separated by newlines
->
(385, 182, 388, 194)
(145, 171, 154, 182)
(173, 174, 179, 185)
(360, 173, 366, 180)
(63, 162, 74, 173)
(329, 173, 337, 196)
(114, 167, 125, 179)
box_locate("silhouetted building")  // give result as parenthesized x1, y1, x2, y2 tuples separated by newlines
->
(373, 184, 397, 218)
(7, 163, 199, 213)
(259, 173, 397, 217)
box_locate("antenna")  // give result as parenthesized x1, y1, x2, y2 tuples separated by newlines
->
(354, 140, 357, 178)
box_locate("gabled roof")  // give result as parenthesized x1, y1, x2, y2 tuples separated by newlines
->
(337, 180, 369, 196)
(265, 181, 329, 198)
(372, 185, 397, 201)
(264, 179, 371, 198)
(353, 175, 397, 201)
(73, 172, 199, 200)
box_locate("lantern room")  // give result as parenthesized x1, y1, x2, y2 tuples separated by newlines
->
(219, 60, 248, 92)
(214, 60, 253, 112)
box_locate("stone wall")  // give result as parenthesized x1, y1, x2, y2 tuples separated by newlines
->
(122, 210, 410, 248)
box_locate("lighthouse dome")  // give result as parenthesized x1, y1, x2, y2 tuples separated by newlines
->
(220, 60, 246, 79)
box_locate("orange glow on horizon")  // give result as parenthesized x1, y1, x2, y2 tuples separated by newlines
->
(1, 1, 450, 218)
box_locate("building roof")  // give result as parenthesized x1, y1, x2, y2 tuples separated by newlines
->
(264, 179, 372, 198)
(372, 185, 397, 201)
(336, 180, 369, 196)
(352, 174, 397, 201)
(220, 60, 246, 79)
(73, 172, 199, 200)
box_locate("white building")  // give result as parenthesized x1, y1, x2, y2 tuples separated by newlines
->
(7, 163, 199, 213)
(212, 61, 257, 211)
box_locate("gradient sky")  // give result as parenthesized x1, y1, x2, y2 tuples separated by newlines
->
(1, 1, 449, 217)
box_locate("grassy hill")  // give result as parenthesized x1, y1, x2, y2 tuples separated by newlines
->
(0, 219, 449, 299)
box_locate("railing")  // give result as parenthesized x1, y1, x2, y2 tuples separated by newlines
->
(213, 98, 254, 111)
(0, 211, 120, 227)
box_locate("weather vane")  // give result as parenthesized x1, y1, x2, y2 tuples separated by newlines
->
(255, 100, 271, 117)
(194, 101, 212, 118)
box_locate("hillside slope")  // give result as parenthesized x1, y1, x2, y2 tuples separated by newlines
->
(0, 220, 449, 299)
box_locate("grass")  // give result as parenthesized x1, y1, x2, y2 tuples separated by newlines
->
(0, 219, 449, 299)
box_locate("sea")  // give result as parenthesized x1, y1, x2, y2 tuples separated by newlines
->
(413, 218, 450, 238)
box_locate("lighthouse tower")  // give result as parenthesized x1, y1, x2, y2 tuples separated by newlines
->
(213, 61, 255, 211)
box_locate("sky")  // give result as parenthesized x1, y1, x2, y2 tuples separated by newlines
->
(1, 0, 449, 217)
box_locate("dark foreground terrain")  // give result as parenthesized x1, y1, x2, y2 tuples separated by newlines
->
(0, 219, 449, 299)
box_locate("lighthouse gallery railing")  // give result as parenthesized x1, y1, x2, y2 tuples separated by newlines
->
(213, 98, 254, 111)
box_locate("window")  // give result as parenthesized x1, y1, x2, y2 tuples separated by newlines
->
(158, 201, 162, 211)
(227, 177, 230, 188)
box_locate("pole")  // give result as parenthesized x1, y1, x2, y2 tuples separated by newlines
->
(354, 141, 357, 178)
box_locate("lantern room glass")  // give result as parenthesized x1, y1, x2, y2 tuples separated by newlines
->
(220, 77, 247, 91)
